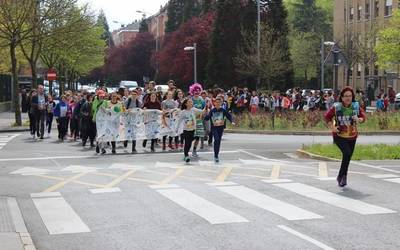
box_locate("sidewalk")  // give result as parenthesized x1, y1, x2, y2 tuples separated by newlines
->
(0, 112, 29, 133)
(0, 197, 36, 250)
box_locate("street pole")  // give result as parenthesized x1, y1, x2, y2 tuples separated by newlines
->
(257, 0, 261, 90)
(321, 38, 324, 91)
(194, 43, 197, 83)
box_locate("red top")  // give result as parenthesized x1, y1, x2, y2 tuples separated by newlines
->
(324, 104, 366, 140)
(143, 101, 161, 110)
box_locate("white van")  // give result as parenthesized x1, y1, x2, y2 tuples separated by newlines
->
(119, 81, 138, 90)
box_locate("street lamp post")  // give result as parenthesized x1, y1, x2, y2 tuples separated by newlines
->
(320, 40, 335, 91)
(184, 43, 197, 83)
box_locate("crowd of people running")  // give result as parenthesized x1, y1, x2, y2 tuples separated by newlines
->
(24, 81, 235, 163)
(23, 79, 383, 186)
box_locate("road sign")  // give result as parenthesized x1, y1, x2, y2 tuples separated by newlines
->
(47, 69, 57, 81)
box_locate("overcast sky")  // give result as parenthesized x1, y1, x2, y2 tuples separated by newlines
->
(78, 0, 169, 31)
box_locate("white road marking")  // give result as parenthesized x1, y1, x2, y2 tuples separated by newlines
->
(206, 182, 238, 186)
(156, 188, 248, 224)
(149, 184, 180, 189)
(0, 155, 98, 162)
(261, 179, 292, 184)
(384, 178, 400, 184)
(108, 163, 144, 170)
(10, 167, 55, 176)
(274, 183, 396, 215)
(278, 225, 336, 250)
(217, 185, 323, 220)
(238, 150, 293, 164)
(369, 174, 399, 179)
(31, 192, 61, 198)
(90, 188, 121, 194)
(32, 196, 90, 235)
(60, 165, 99, 173)
(317, 177, 337, 181)
(350, 161, 400, 174)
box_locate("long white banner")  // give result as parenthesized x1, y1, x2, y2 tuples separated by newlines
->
(96, 108, 183, 142)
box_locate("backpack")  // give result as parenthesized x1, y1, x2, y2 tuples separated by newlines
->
(126, 98, 139, 109)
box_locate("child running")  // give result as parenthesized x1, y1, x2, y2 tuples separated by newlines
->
(205, 97, 235, 163)
(177, 98, 206, 163)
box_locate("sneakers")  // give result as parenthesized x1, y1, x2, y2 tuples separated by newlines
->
(184, 156, 190, 163)
(214, 157, 220, 163)
(150, 147, 155, 152)
(131, 149, 137, 154)
(101, 149, 106, 155)
(112, 149, 116, 154)
(192, 150, 198, 157)
(337, 175, 348, 187)
(96, 145, 100, 154)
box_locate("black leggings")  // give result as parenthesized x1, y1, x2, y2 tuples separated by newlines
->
(182, 130, 195, 157)
(334, 136, 356, 177)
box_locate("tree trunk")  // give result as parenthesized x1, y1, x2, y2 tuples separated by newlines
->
(30, 61, 37, 89)
(10, 44, 22, 126)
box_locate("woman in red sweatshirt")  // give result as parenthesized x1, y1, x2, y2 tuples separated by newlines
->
(324, 86, 366, 187)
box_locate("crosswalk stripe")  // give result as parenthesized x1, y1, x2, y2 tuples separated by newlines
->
(217, 185, 323, 220)
(156, 188, 249, 224)
(32, 195, 90, 235)
(319, 162, 329, 178)
(384, 178, 400, 184)
(278, 225, 336, 250)
(369, 174, 399, 179)
(274, 183, 396, 215)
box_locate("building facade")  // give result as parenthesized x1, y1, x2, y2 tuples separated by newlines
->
(112, 22, 140, 47)
(334, 0, 400, 92)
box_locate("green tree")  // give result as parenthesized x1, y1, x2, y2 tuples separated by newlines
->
(290, 32, 320, 83)
(139, 18, 149, 33)
(375, 10, 400, 73)
(166, 0, 200, 33)
(235, 24, 291, 90)
(202, 0, 215, 14)
(264, 0, 294, 89)
(97, 10, 113, 47)
(0, 0, 36, 125)
(206, 0, 242, 88)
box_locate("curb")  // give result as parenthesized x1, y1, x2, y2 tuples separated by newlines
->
(225, 129, 400, 136)
(296, 149, 340, 162)
(7, 197, 37, 250)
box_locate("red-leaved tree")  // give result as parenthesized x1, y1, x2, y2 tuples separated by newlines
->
(155, 13, 215, 89)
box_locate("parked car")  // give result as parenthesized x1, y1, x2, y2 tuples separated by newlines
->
(119, 80, 138, 91)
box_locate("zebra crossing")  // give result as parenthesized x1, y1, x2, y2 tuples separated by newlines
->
(0, 133, 19, 150)
(30, 176, 398, 236)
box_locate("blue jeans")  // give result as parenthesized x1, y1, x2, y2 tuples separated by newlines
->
(212, 126, 224, 158)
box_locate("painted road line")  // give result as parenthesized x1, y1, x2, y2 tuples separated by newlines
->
(61, 165, 99, 173)
(319, 162, 329, 178)
(43, 172, 88, 193)
(278, 225, 336, 250)
(270, 165, 281, 179)
(32, 196, 90, 235)
(159, 168, 185, 185)
(36, 174, 106, 188)
(31, 192, 61, 198)
(274, 183, 396, 215)
(127, 177, 159, 185)
(384, 178, 400, 184)
(317, 177, 337, 181)
(238, 150, 293, 164)
(156, 188, 248, 224)
(149, 184, 180, 189)
(217, 185, 323, 220)
(0, 155, 98, 162)
(207, 182, 237, 186)
(350, 161, 400, 174)
(369, 174, 399, 179)
(90, 187, 121, 194)
(10, 167, 55, 175)
(261, 179, 292, 184)
(104, 169, 137, 188)
(215, 165, 233, 183)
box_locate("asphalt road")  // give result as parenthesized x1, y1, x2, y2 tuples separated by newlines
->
(1, 132, 400, 250)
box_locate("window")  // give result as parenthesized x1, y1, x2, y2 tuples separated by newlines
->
(365, 2, 370, 19)
(375, 0, 379, 17)
(385, 0, 392, 16)
(357, 63, 362, 76)
(350, 7, 354, 20)
(374, 65, 379, 75)
(358, 5, 362, 20)
(365, 66, 370, 76)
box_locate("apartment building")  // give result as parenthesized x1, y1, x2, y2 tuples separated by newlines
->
(334, 0, 399, 92)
